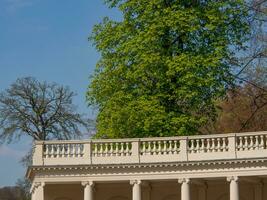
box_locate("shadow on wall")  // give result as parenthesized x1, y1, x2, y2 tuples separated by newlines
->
(162, 194, 177, 200)
(217, 193, 246, 200)
(108, 196, 129, 200)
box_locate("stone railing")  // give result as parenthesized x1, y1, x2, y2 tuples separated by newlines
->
(32, 131, 267, 166)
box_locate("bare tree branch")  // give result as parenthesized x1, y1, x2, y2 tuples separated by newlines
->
(0, 77, 95, 143)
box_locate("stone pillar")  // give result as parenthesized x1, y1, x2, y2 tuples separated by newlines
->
(131, 180, 142, 200)
(178, 178, 190, 200)
(31, 182, 45, 200)
(227, 176, 239, 200)
(82, 181, 94, 200)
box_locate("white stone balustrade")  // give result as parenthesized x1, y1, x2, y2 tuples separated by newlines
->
(32, 131, 267, 166)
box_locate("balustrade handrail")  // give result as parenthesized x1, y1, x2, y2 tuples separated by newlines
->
(35, 131, 267, 145)
(32, 131, 267, 166)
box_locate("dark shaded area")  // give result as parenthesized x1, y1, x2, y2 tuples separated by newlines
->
(0, 186, 25, 200)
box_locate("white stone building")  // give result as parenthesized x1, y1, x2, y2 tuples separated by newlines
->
(27, 131, 267, 200)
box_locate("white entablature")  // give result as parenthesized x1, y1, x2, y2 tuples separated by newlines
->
(27, 131, 267, 200)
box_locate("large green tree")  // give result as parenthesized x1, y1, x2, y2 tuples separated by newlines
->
(87, 0, 250, 138)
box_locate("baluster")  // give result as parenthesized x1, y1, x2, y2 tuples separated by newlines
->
(259, 135, 264, 150)
(141, 142, 146, 155)
(237, 137, 243, 151)
(120, 142, 124, 155)
(158, 141, 162, 154)
(58, 144, 62, 157)
(72, 144, 75, 157)
(206, 139, 211, 153)
(169, 140, 173, 154)
(94, 143, 99, 156)
(99, 143, 103, 155)
(163, 141, 167, 154)
(76, 144, 80, 157)
(217, 138, 221, 152)
(50, 144, 55, 157)
(110, 143, 114, 156)
(115, 142, 119, 156)
(66, 144, 70, 157)
(72, 144, 76, 157)
(211, 138, 216, 152)
(61, 144, 65, 157)
(125, 142, 130, 156)
(55, 144, 59, 157)
(222, 138, 226, 152)
(81, 144, 84, 157)
(255, 136, 259, 150)
(244, 136, 248, 150)
(147, 141, 151, 155)
(249, 136, 254, 150)
(200, 139, 205, 153)
(174, 140, 178, 154)
(152, 141, 156, 155)
(54, 144, 58, 158)
(192, 140, 196, 153)
(44, 145, 49, 158)
(80, 144, 83, 157)
(104, 143, 108, 156)
(195, 139, 200, 153)
(215, 138, 219, 152)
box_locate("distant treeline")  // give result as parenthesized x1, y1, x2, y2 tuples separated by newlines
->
(0, 186, 25, 200)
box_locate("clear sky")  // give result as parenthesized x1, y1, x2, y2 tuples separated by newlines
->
(0, 0, 120, 187)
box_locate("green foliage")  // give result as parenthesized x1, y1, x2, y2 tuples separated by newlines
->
(87, 0, 250, 138)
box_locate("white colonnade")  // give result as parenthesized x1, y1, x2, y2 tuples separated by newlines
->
(31, 177, 242, 200)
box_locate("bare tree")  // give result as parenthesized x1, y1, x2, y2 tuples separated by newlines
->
(0, 77, 95, 198)
(0, 77, 92, 143)
(198, 1, 267, 135)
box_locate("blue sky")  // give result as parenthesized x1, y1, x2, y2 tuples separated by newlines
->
(0, 0, 120, 187)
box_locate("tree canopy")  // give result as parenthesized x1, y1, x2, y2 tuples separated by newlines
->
(87, 0, 250, 138)
(0, 77, 90, 143)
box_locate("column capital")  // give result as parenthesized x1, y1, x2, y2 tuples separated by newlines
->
(130, 180, 142, 185)
(30, 182, 45, 194)
(227, 176, 239, 182)
(178, 178, 190, 184)
(81, 181, 94, 187)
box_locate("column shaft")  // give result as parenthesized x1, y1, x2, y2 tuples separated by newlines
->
(228, 177, 239, 200)
(82, 181, 94, 200)
(179, 178, 190, 200)
(131, 180, 142, 200)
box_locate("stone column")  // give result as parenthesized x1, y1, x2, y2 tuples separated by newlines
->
(82, 181, 94, 200)
(178, 178, 190, 200)
(227, 176, 239, 200)
(131, 180, 142, 200)
(31, 182, 45, 200)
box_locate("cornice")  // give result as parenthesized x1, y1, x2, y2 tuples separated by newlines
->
(27, 157, 267, 180)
